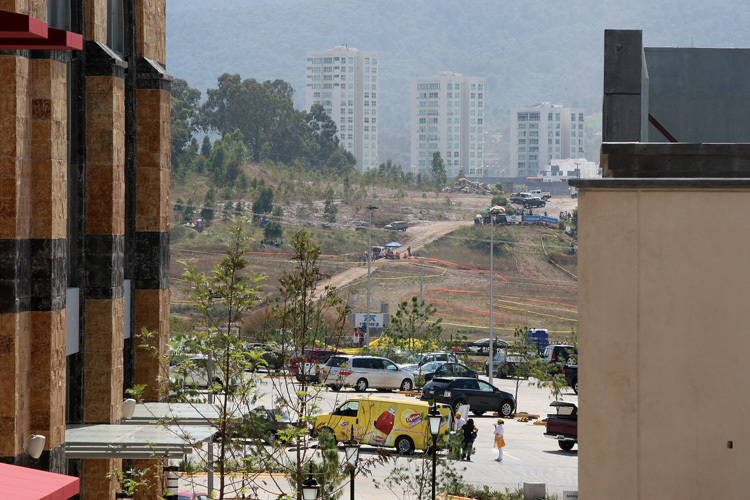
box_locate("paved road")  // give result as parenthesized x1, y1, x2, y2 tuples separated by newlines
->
(178, 372, 578, 498)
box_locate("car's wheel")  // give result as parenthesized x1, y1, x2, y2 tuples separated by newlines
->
(264, 430, 277, 445)
(394, 435, 415, 455)
(541, 201, 546, 207)
(400, 379, 413, 391)
(329, 384, 342, 392)
(558, 441, 575, 451)
(473, 410, 485, 417)
(452, 399, 466, 414)
(572, 379, 578, 394)
(355, 378, 369, 392)
(499, 399, 514, 417)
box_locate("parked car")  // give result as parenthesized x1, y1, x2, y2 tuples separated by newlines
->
(544, 401, 577, 451)
(318, 355, 415, 392)
(240, 405, 304, 445)
(563, 364, 578, 394)
(468, 338, 511, 356)
(178, 492, 209, 500)
(384, 221, 408, 231)
(414, 361, 478, 382)
(541, 344, 577, 374)
(244, 343, 282, 372)
(417, 351, 459, 366)
(421, 377, 515, 417)
(485, 348, 538, 378)
(170, 354, 240, 390)
(528, 189, 552, 200)
(288, 349, 345, 382)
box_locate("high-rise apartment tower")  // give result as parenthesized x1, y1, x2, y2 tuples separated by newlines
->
(305, 46, 378, 171)
(410, 72, 485, 178)
(509, 102, 585, 178)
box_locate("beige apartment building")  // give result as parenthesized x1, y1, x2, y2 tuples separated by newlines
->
(571, 30, 750, 499)
(409, 72, 485, 179)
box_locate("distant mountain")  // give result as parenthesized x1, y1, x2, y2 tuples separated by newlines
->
(167, 0, 750, 138)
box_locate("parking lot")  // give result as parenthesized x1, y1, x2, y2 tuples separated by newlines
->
(215, 372, 580, 499)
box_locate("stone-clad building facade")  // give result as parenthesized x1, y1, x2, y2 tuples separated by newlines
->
(0, 1, 170, 498)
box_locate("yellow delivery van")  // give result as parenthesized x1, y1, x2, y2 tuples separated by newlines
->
(313, 396, 451, 454)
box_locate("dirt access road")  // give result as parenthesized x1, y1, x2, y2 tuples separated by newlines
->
(315, 220, 472, 294)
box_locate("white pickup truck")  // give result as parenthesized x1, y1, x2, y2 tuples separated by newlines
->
(528, 189, 551, 200)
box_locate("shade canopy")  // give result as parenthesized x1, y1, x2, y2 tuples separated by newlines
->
(65, 424, 216, 459)
(0, 462, 79, 500)
(384, 242, 402, 248)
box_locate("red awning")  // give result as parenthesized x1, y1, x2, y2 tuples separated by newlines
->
(0, 463, 79, 500)
(0, 9, 47, 38)
(0, 9, 82, 50)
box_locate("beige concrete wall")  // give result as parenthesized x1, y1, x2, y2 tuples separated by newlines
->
(578, 187, 750, 499)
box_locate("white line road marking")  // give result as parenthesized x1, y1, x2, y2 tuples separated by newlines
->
(503, 453, 520, 460)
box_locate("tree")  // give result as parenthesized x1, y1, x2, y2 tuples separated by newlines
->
(201, 135, 213, 157)
(323, 188, 337, 222)
(384, 296, 443, 354)
(507, 326, 544, 410)
(184, 198, 196, 222)
(171, 79, 201, 167)
(252, 186, 274, 215)
(431, 151, 447, 191)
(263, 221, 283, 241)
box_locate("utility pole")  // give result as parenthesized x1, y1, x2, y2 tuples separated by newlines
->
(366, 205, 377, 349)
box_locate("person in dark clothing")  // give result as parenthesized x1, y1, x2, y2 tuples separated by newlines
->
(461, 418, 478, 461)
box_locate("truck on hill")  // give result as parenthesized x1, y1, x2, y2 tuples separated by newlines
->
(529, 189, 552, 200)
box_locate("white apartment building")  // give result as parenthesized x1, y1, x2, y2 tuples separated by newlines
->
(305, 46, 378, 171)
(509, 103, 585, 178)
(409, 72, 485, 179)
(540, 158, 600, 181)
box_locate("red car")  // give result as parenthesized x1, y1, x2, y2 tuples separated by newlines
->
(178, 492, 209, 500)
(288, 348, 345, 382)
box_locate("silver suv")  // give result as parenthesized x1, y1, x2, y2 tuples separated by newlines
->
(318, 355, 415, 392)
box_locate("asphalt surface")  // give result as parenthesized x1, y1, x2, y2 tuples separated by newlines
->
(177, 371, 578, 499)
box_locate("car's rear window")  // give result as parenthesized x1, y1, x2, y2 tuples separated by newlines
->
(327, 356, 350, 367)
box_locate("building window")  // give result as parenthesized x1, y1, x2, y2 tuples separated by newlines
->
(107, 0, 124, 54)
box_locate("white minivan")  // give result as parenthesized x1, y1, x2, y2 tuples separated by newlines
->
(318, 355, 415, 392)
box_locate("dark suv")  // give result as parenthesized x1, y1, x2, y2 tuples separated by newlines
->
(421, 377, 515, 417)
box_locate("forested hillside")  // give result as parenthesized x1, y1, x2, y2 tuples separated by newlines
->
(167, 0, 750, 140)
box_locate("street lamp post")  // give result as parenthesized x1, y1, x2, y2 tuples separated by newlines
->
(428, 404, 442, 500)
(489, 210, 495, 385)
(365, 205, 378, 349)
(301, 475, 321, 500)
(344, 435, 360, 500)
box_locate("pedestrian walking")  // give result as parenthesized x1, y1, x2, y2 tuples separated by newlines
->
(454, 412, 466, 432)
(493, 418, 505, 462)
(461, 419, 478, 461)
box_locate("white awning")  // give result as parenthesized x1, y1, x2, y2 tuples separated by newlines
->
(65, 424, 216, 459)
(123, 402, 262, 425)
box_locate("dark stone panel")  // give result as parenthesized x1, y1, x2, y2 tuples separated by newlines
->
(603, 30, 643, 95)
(30, 238, 67, 311)
(135, 57, 173, 91)
(0, 49, 30, 58)
(0, 239, 31, 315)
(0, 445, 66, 474)
(570, 178, 750, 188)
(84, 234, 124, 299)
(30, 50, 69, 63)
(133, 231, 170, 290)
(84, 40, 127, 78)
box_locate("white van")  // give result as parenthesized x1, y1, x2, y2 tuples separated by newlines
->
(318, 355, 414, 392)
